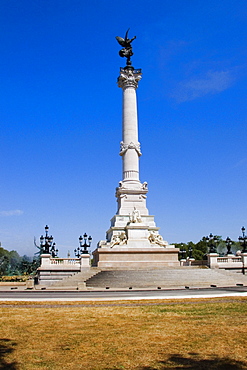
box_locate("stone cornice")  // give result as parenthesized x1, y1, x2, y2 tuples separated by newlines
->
(115, 182, 148, 196)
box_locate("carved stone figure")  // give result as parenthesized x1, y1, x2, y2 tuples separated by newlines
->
(130, 207, 142, 223)
(142, 182, 148, 190)
(148, 232, 168, 247)
(110, 232, 127, 247)
(116, 29, 136, 66)
(118, 181, 127, 189)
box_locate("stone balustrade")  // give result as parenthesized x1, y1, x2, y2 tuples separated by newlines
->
(50, 258, 81, 266)
(217, 256, 242, 264)
(180, 254, 246, 271)
(40, 254, 90, 270)
(207, 253, 247, 270)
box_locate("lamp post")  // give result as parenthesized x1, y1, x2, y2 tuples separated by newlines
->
(40, 225, 58, 256)
(238, 227, 247, 253)
(188, 246, 193, 259)
(179, 245, 186, 260)
(205, 233, 218, 253)
(225, 237, 232, 255)
(50, 242, 58, 258)
(74, 233, 92, 257)
(238, 226, 247, 275)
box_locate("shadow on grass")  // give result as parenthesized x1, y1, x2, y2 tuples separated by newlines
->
(139, 353, 247, 369)
(0, 339, 18, 370)
(106, 353, 247, 370)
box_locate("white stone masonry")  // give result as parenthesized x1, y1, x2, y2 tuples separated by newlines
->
(92, 65, 179, 268)
(116, 67, 149, 216)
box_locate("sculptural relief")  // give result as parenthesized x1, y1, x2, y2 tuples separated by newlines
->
(120, 141, 142, 156)
(110, 232, 127, 247)
(148, 231, 168, 247)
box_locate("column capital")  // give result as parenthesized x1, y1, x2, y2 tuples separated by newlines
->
(117, 67, 142, 89)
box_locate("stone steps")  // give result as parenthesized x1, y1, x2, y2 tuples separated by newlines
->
(85, 268, 247, 288)
(48, 268, 101, 288)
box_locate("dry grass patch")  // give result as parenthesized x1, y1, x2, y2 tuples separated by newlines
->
(0, 298, 246, 369)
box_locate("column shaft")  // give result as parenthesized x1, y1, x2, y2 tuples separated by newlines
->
(118, 68, 142, 185)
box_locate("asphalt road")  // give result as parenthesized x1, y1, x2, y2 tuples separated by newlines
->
(0, 286, 247, 301)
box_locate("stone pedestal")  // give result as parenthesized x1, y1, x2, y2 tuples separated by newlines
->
(93, 246, 179, 269)
(80, 254, 91, 270)
(93, 212, 179, 269)
(40, 254, 51, 266)
(93, 66, 179, 269)
(207, 253, 219, 268)
(188, 258, 195, 266)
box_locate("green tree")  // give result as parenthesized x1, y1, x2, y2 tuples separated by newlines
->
(0, 255, 9, 276)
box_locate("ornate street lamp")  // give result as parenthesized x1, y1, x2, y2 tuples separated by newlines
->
(188, 246, 193, 259)
(40, 225, 58, 256)
(74, 246, 81, 258)
(225, 237, 233, 255)
(74, 233, 92, 257)
(50, 242, 58, 258)
(205, 233, 218, 253)
(179, 245, 186, 260)
(238, 226, 247, 253)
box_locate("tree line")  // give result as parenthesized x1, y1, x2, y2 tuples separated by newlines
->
(174, 236, 241, 260)
(0, 246, 39, 277)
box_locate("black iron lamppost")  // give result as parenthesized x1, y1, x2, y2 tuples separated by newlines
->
(181, 249, 186, 259)
(188, 246, 193, 259)
(74, 233, 92, 257)
(74, 246, 81, 258)
(238, 227, 247, 253)
(238, 227, 247, 275)
(40, 225, 57, 255)
(50, 242, 58, 258)
(225, 237, 233, 255)
(179, 245, 187, 260)
(205, 233, 218, 253)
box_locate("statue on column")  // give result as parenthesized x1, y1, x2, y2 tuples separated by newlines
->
(130, 207, 142, 223)
(116, 29, 136, 66)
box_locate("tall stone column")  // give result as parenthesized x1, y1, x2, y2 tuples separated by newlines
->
(116, 67, 148, 216)
(118, 67, 142, 186)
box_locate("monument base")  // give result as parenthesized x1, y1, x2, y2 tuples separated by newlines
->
(93, 209, 179, 269)
(92, 246, 180, 269)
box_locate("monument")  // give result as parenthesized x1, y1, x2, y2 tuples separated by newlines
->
(92, 30, 179, 268)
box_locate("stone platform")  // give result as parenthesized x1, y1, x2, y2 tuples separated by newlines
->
(93, 246, 179, 269)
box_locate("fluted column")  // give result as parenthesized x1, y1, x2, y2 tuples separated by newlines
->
(118, 67, 142, 186)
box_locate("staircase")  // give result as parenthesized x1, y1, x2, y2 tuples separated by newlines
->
(46, 267, 247, 290)
(85, 267, 247, 289)
(48, 268, 101, 289)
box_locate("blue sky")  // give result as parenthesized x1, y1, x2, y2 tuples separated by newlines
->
(1, 0, 247, 256)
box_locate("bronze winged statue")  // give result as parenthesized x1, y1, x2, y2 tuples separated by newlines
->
(116, 29, 136, 66)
